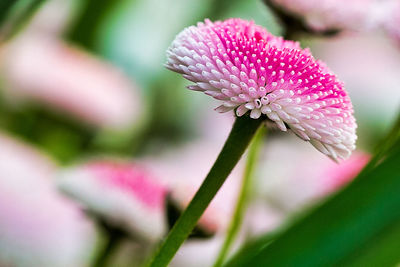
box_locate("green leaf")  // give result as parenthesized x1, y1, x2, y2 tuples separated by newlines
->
(227, 138, 400, 267)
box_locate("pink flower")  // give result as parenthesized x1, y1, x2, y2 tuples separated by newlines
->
(0, 133, 95, 266)
(269, 0, 375, 31)
(58, 160, 168, 242)
(166, 18, 357, 160)
(1, 34, 142, 130)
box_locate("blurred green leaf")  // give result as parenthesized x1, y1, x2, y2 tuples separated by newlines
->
(0, 1, 18, 26)
(67, 0, 120, 51)
(227, 135, 400, 266)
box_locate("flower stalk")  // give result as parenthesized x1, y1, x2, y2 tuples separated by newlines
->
(146, 115, 264, 267)
(93, 222, 124, 267)
(213, 125, 267, 267)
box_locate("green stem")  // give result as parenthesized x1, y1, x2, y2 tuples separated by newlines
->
(213, 125, 267, 267)
(93, 223, 123, 267)
(146, 115, 264, 267)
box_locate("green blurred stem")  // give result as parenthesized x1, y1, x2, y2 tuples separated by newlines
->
(0, 1, 18, 26)
(68, 0, 118, 50)
(146, 115, 264, 267)
(359, 110, 400, 176)
(213, 125, 266, 267)
(93, 224, 123, 267)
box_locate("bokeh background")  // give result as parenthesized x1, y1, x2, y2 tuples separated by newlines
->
(0, 0, 399, 266)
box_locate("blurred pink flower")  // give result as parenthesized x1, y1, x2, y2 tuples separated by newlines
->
(270, 0, 376, 31)
(166, 18, 356, 160)
(0, 133, 95, 267)
(255, 136, 369, 212)
(58, 160, 168, 242)
(1, 34, 142, 130)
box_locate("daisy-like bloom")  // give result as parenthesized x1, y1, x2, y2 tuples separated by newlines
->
(268, 0, 374, 31)
(58, 160, 168, 242)
(165, 18, 357, 160)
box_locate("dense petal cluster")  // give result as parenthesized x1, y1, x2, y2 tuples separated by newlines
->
(58, 161, 168, 241)
(269, 0, 374, 31)
(166, 18, 356, 160)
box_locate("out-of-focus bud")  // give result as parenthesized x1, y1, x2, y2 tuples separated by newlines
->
(58, 160, 168, 242)
(0, 34, 142, 130)
(0, 133, 95, 267)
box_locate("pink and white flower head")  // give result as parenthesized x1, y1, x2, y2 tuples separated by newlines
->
(0, 133, 95, 267)
(0, 34, 142, 130)
(269, 0, 374, 31)
(166, 18, 357, 160)
(58, 160, 168, 242)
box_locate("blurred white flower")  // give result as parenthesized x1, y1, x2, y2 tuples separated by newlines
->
(0, 34, 142, 130)
(58, 160, 168, 242)
(0, 133, 95, 267)
(270, 0, 377, 31)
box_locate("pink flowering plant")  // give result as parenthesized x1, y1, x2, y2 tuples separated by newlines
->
(147, 18, 357, 267)
(1, 1, 400, 267)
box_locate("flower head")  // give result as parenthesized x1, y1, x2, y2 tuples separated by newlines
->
(58, 160, 168, 242)
(166, 18, 356, 160)
(269, 0, 374, 31)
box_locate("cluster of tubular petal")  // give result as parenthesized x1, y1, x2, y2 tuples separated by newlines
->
(165, 18, 357, 160)
(269, 0, 374, 31)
